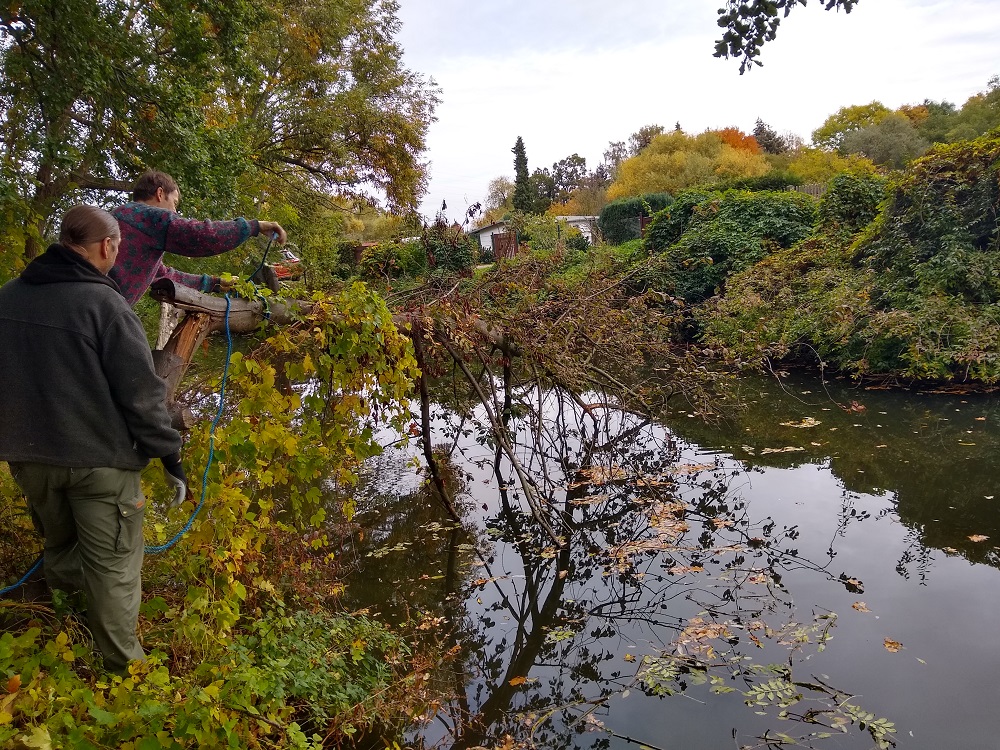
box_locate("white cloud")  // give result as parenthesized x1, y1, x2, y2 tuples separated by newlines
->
(398, 0, 1000, 218)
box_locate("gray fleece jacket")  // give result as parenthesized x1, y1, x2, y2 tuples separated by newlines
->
(0, 244, 181, 470)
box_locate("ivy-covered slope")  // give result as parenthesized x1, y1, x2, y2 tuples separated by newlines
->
(700, 129, 1000, 382)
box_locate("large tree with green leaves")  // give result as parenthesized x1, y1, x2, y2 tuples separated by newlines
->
(0, 0, 438, 266)
(811, 102, 892, 151)
(841, 113, 930, 169)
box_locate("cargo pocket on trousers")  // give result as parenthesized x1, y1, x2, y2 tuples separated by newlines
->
(115, 479, 146, 555)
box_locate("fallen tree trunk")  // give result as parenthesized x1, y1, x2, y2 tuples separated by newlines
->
(149, 280, 314, 429)
(149, 279, 312, 333)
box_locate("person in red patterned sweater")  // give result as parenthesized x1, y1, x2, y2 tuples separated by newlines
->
(111, 171, 287, 306)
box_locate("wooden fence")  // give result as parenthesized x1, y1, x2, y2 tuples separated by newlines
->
(790, 183, 826, 197)
(493, 231, 518, 260)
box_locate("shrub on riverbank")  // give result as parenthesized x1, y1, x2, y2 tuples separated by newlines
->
(360, 238, 427, 280)
(642, 189, 818, 303)
(701, 131, 1000, 381)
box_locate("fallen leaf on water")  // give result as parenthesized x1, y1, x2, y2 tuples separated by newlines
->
(884, 638, 902, 653)
(669, 463, 716, 475)
(976, 417, 987, 421)
(839, 574, 865, 593)
(577, 465, 627, 484)
(508, 676, 527, 686)
(943, 547, 959, 554)
(969, 534, 990, 542)
(634, 478, 672, 488)
(624, 653, 636, 663)
(570, 493, 610, 506)
(760, 446, 805, 455)
(780, 417, 821, 428)
(985, 496, 995, 500)
(852, 602, 871, 613)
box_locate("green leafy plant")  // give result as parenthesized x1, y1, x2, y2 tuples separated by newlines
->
(0, 281, 430, 748)
(423, 217, 478, 275)
(598, 192, 673, 245)
(645, 190, 818, 303)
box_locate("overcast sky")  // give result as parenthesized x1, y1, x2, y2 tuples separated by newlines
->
(394, 0, 1000, 220)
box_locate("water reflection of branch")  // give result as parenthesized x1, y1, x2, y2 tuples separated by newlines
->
(401, 384, 896, 750)
(412, 328, 461, 522)
(439, 335, 564, 547)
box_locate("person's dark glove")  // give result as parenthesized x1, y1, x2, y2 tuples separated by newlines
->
(161, 452, 189, 509)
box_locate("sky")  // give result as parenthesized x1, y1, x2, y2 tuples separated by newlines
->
(394, 0, 1000, 221)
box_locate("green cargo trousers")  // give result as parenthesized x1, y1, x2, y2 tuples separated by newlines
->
(10, 462, 146, 674)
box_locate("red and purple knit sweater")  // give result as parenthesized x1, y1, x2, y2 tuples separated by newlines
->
(111, 202, 261, 306)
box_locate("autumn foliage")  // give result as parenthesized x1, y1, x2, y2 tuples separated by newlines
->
(711, 127, 761, 154)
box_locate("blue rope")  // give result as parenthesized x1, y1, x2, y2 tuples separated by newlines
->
(0, 556, 43, 597)
(146, 293, 233, 555)
(248, 232, 277, 281)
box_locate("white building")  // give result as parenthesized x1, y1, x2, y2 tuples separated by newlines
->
(469, 216, 599, 253)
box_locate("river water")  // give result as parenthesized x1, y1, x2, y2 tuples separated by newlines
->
(344, 374, 1000, 750)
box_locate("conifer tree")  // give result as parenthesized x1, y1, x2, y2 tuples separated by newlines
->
(511, 136, 533, 213)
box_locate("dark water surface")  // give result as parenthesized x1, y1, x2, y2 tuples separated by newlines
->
(346, 375, 1000, 750)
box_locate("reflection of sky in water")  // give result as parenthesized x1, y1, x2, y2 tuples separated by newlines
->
(348, 380, 1000, 750)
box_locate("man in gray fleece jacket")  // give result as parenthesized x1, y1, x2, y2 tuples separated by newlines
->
(0, 205, 185, 674)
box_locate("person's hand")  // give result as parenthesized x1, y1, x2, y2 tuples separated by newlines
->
(259, 221, 287, 245)
(161, 452, 190, 509)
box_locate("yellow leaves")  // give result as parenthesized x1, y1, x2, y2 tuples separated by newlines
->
(607, 130, 771, 199)
(969, 534, 990, 542)
(17, 725, 51, 749)
(883, 638, 902, 653)
(0, 675, 17, 726)
(852, 601, 871, 613)
(760, 446, 805, 455)
(507, 676, 527, 686)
